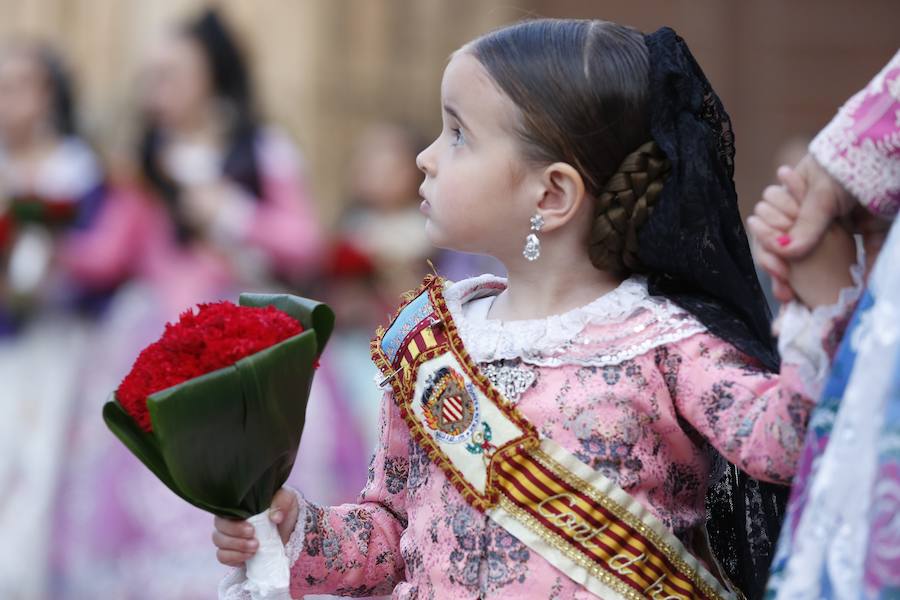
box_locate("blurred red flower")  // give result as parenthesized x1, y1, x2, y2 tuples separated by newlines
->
(0, 214, 10, 247)
(117, 301, 302, 432)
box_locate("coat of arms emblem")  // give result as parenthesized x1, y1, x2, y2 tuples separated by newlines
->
(420, 366, 480, 443)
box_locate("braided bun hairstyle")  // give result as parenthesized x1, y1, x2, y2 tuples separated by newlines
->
(469, 19, 669, 273)
(590, 141, 669, 272)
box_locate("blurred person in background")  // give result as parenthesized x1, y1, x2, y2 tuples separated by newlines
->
(0, 40, 106, 600)
(337, 120, 502, 297)
(62, 8, 322, 313)
(0, 41, 105, 331)
(339, 122, 433, 300)
(50, 8, 324, 599)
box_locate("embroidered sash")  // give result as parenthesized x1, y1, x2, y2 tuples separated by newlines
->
(372, 276, 736, 600)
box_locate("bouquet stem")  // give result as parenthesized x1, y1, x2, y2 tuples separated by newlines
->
(245, 511, 291, 600)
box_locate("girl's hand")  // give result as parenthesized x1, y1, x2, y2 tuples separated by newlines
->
(748, 171, 805, 303)
(787, 223, 856, 308)
(212, 488, 300, 567)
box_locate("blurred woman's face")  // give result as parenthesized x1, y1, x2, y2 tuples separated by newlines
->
(0, 52, 52, 142)
(351, 127, 422, 210)
(142, 35, 213, 130)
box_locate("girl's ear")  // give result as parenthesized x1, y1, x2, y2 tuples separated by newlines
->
(536, 162, 587, 232)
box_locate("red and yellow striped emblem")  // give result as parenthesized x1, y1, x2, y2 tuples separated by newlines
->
(395, 315, 445, 377)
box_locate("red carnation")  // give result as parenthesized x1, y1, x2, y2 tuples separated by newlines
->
(116, 301, 302, 432)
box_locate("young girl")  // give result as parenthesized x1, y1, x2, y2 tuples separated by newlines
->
(215, 20, 857, 599)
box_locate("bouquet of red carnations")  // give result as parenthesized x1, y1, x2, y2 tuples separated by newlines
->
(104, 292, 333, 600)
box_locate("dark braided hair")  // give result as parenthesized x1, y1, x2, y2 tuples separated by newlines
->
(590, 140, 669, 273)
(469, 19, 667, 272)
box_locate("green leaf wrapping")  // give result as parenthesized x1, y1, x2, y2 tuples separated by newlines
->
(102, 294, 334, 518)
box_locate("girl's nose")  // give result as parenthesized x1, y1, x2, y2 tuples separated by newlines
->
(416, 139, 437, 176)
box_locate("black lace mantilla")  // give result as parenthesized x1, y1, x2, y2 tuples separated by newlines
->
(640, 27, 777, 371)
(641, 27, 787, 599)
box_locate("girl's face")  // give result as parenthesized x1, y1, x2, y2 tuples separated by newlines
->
(0, 52, 52, 142)
(142, 35, 213, 130)
(416, 52, 537, 260)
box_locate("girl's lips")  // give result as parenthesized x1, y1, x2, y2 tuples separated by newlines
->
(419, 199, 431, 214)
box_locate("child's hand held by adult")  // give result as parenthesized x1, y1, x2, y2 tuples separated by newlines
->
(748, 177, 803, 303)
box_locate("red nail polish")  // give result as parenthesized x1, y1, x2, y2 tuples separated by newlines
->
(777, 235, 791, 246)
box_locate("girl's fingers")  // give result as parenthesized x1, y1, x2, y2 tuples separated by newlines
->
(747, 215, 790, 255)
(754, 199, 795, 231)
(756, 249, 790, 281)
(215, 516, 255, 539)
(212, 530, 259, 553)
(761, 184, 800, 220)
(216, 549, 255, 567)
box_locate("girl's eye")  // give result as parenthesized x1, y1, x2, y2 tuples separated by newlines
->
(451, 127, 464, 146)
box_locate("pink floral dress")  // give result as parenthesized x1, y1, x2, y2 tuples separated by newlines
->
(223, 274, 833, 599)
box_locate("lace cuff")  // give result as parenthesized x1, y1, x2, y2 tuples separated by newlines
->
(284, 488, 308, 570)
(777, 250, 865, 398)
(217, 488, 307, 600)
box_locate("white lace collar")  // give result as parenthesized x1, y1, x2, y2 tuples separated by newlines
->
(443, 274, 705, 366)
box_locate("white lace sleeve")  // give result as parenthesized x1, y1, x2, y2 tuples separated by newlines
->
(777, 247, 865, 398)
(283, 489, 309, 569)
(217, 488, 307, 600)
